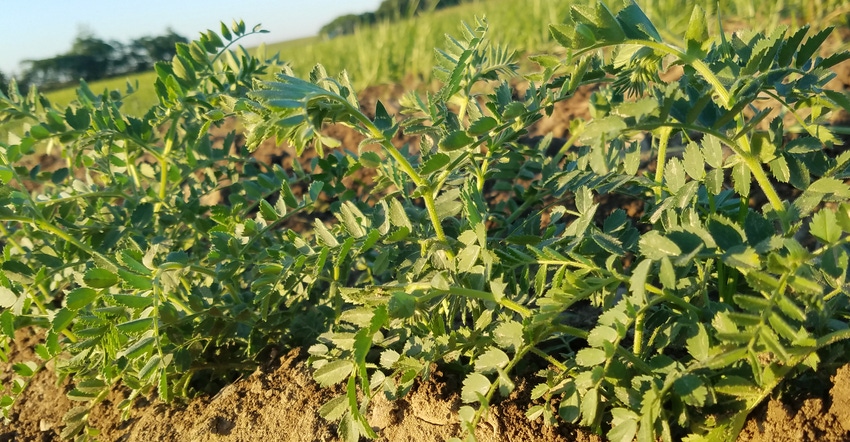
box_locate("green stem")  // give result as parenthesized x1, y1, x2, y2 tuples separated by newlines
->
(654, 126, 673, 202)
(126, 153, 143, 192)
(717, 261, 729, 304)
(550, 323, 655, 374)
(155, 120, 178, 214)
(698, 259, 713, 307)
(575, 39, 732, 107)
(634, 309, 646, 356)
(159, 138, 173, 203)
(657, 287, 704, 316)
(209, 29, 268, 66)
(685, 326, 850, 439)
(186, 264, 216, 277)
(160, 263, 228, 300)
(457, 92, 470, 123)
(812, 236, 850, 259)
(552, 125, 585, 165)
(631, 121, 786, 218)
(409, 283, 531, 318)
(550, 324, 590, 339)
(760, 89, 834, 139)
(747, 272, 791, 350)
(237, 202, 313, 256)
(477, 145, 492, 194)
(530, 347, 568, 371)
(738, 142, 785, 214)
(445, 286, 531, 318)
(150, 282, 168, 400)
(0, 215, 120, 270)
(2, 357, 51, 410)
(33, 191, 130, 206)
(616, 345, 655, 375)
(91, 130, 165, 163)
(347, 102, 452, 250)
(575, 38, 788, 221)
(421, 191, 449, 247)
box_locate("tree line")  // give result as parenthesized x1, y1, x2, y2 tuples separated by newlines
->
(1, 29, 188, 92)
(320, 0, 477, 38)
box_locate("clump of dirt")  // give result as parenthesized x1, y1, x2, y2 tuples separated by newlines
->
(0, 329, 75, 442)
(368, 370, 603, 442)
(84, 348, 338, 442)
(737, 365, 850, 442)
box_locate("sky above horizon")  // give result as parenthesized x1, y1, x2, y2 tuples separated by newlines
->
(0, 0, 383, 75)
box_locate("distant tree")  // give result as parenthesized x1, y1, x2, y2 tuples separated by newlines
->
(68, 32, 120, 80)
(319, 13, 376, 38)
(19, 28, 188, 89)
(21, 30, 119, 88)
(0, 70, 7, 94)
(23, 35, 113, 88)
(375, 0, 469, 19)
(131, 29, 188, 67)
(21, 58, 63, 86)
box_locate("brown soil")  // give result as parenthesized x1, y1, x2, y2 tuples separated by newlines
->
(5, 40, 850, 442)
(736, 364, 850, 442)
(4, 327, 850, 441)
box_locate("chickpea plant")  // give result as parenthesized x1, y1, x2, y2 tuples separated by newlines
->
(2, 2, 850, 441)
(0, 21, 313, 439)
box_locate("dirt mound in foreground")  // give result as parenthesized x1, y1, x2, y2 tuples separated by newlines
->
(3, 326, 850, 442)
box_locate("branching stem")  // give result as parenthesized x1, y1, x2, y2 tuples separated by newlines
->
(577, 39, 788, 223)
(0, 215, 120, 270)
(347, 100, 453, 254)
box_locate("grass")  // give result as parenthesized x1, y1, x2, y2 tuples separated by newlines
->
(41, 0, 569, 114)
(37, 0, 850, 118)
(44, 71, 158, 116)
(270, 0, 568, 87)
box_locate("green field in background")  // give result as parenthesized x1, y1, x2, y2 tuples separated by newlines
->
(41, 0, 848, 116)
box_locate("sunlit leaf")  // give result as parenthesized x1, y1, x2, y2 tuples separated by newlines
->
(314, 360, 353, 387)
(461, 373, 491, 403)
(474, 348, 509, 374)
(811, 209, 841, 243)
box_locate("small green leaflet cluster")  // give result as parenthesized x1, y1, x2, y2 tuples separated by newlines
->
(1, 3, 850, 442)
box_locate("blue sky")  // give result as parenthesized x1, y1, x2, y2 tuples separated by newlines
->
(0, 0, 382, 75)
